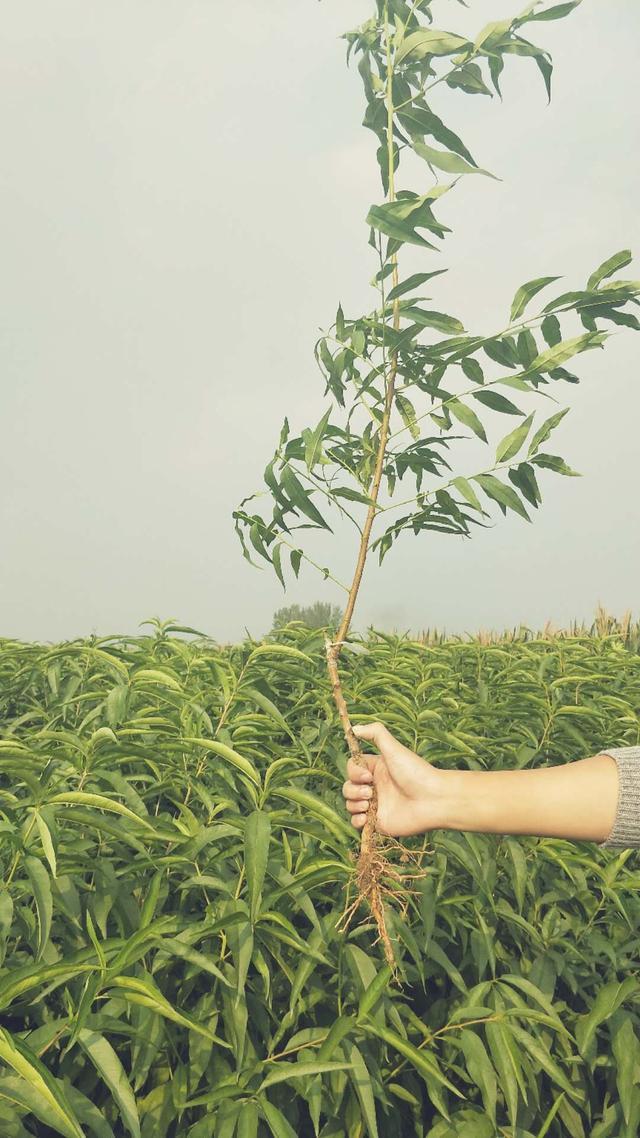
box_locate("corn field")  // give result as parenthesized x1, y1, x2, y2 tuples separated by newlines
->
(0, 613, 639, 1138)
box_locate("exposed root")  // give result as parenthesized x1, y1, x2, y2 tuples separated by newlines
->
(336, 833, 430, 979)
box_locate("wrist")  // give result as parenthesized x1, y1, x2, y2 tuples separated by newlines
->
(431, 767, 491, 835)
(421, 766, 470, 835)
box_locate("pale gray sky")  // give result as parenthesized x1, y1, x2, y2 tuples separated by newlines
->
(1, 0, 638, 644)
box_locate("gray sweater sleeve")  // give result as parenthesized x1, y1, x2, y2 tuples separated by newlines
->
(596, 745, 640, 849)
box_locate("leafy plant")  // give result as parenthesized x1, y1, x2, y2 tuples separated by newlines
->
(1, 623, 640, 1136)
(234, 0, 640, 964)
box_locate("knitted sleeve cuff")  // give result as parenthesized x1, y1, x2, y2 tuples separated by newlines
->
(597, 745, 640, 849)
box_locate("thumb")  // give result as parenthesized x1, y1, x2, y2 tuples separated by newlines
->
(353, 721, 393, 749)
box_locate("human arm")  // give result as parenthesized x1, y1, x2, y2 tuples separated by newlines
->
(342, 722, 640, 848)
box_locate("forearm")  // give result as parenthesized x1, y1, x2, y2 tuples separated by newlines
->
(437, 753, 619, 843)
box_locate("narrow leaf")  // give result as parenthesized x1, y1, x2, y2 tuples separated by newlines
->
(495, 413, 534, 463)
(245, 811, 271, 924)
(510, 275, 560, 322)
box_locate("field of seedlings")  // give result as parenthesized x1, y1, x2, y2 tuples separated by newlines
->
(1, 619, 639, 1138)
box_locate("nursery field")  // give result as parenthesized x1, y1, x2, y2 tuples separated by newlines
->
(0, 622, 639, 1138)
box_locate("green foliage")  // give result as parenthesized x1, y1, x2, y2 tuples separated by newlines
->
(271, 603, 343, 634)
(234, 0, 640, 587)
(1, 623, 640, 1136)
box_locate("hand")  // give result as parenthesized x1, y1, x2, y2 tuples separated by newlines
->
(342, 721, 447, 838)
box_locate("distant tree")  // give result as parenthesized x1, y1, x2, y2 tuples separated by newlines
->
(272, 601, 343, 632)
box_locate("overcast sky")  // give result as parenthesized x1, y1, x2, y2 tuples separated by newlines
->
(1, 0, 638, 645)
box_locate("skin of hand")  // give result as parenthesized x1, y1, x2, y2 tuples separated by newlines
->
(342, 721, 447, 837)
(343, 721, 621, 844)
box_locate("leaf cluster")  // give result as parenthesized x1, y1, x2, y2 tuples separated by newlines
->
(234, 1, 640, 589)
(1, 625, 640, 1136)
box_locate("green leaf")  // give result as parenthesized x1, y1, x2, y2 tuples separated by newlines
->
(242, 687, 294, 739)
(448, 400, 487, 442)
(541, 314, 562, 346)
(362, 1022, 464, 1100)
(237, 1101, 259, 1138)
(181, 738, 260, 787)
(23, 857, 52, 963)
(46, 793, 160, 835)
(333, 486, 375, 506)
(396, 393, 419, 440)
(530, 452, 580, 476)
(413, 141, 496, 180)
(461, 358, 485, 384)
(258, 1061, 353, 1092)
(245, 811, 271, 924)
(351, 328, 365, 356)
(398, 106, 476, 166)
(271, 543, 285, 589)
(260, 1096, 298, 1138)
(510, 275, 560, 321)
(386, 270, 447, 301)
(348, 1044, 379, 1138)
(458, 1029, 497, 1125)
(612, 1015, 640, 1127)
(400, 307, 464, 334)
(357, 964, 393, 1022)
(523, 1, 583, 22)
(508, 462, 541, 509)
(527, 407, 570, 455)
(0, 959, 97, 1013)
(107, 974, 229, 1044)
(495, 413, 534, 463)
(0, 1029, 84, 1138)
(281, 466, 332, 531)
(587, 248, 632, 290)
(77, 1029, 140, 1138)
(508, 1021, 578, 1100)
(516, 328, 538, 367)
(526, 333, 605, 373)
(32, 810, 57, 879)
(366, 201, 440, 252)
(130, 668, 182, 691)
(65, 1080, 119, 1138)
(452, 477, 485, 514)
(155, 936, 232, 987)
(304, 409, 332, 472)
(472, 390, 524, 416)
(473, 474, 531, 520)
(484, 337, 519, 368)
(484, 1020, 520, 1130)
(446, 62, 494, 97)
(247, 643, 313, 663)
(270, 787, 353, 844)
(575, 973, 640, 1051)
(396, 29, 470, 64)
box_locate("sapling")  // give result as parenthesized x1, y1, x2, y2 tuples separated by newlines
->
(234, 0, 640, 968)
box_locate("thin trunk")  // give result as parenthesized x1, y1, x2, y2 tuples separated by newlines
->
(325, 5, 401, 969)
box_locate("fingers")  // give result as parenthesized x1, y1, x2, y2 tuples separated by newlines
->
(345, 797, 372, 815)
(342, 776, 373, 830)
(342, 779, 374, 805)
(346, 758, 374, 784)
(343, 722, 394, 832)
